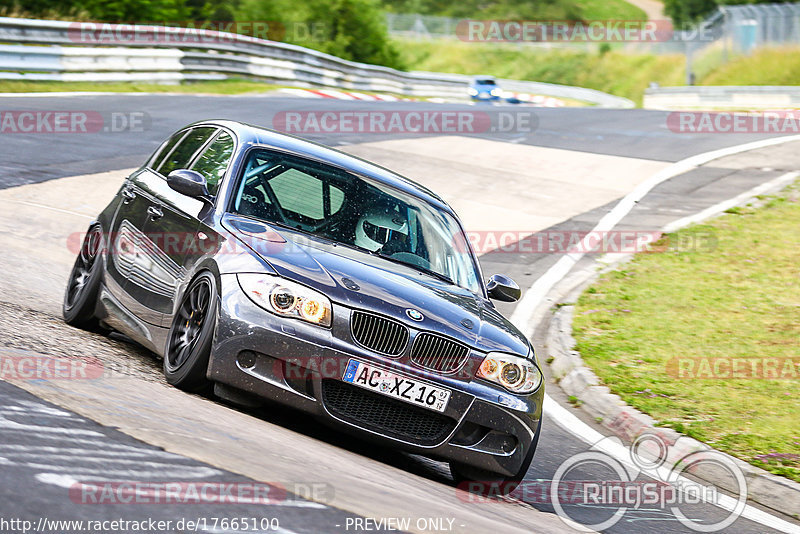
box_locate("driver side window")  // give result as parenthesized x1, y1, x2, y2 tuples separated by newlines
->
(191, 131, 234, 196)
(156, 127, 217, 177)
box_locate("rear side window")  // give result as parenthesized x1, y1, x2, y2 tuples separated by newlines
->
(269, 169, 344, 221)
(232, 152, 346, 229)
(156, 127, 217, 176)
(191, 131, 235, 196)
(149, 130, 186, 169)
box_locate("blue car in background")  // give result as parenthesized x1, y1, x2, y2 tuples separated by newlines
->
(468, 76, 502, 102)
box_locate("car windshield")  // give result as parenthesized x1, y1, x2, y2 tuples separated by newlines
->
(230, 149, 482, 294)
(475, 79, 496, 86)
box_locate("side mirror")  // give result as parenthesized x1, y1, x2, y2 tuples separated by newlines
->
(167, 169, 209, 199)
(486, 274, 521, 302)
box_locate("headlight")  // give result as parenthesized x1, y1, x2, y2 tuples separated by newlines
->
(237, 273, 332, 327)
(490, 88, 502, 97)
(468, 88, 479, 96)
(476, 352, 542, 394)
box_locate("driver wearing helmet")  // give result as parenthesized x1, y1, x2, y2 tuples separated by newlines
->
(355, 207, 410, 253)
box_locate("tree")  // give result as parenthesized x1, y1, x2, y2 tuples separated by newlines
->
(237, 0, 403, 68)
(305, 0, 403, 68)
(663, 0, 717, 27)
(664, 0, 800, 28)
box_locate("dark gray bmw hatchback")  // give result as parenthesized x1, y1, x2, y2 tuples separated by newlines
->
(63, 120, 544, 491)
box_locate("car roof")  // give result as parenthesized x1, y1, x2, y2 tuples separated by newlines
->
(188, 120, 454, 214)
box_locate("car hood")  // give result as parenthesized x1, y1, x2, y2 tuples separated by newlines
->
(223, 214, 529, 355)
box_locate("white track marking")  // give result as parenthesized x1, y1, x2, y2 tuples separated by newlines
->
(0, 445, 182, 458)
(315, 89, 356, 100)
(0, 410, 77, 418)
(0, 92, 138, 97)
(0, 416, 102, 435)
(13, 400, 75, 416)
(346, 92, 378, 101)
(508, 135, 800, 533)
(7, 199, 95, 218)
(662, 171, 800, 232)
(510, 133, 800, 337)
(16, 462, 222, 477)
(0, 433, 167, 448)
(34, 473, 81, 488)
(2, 398, 325, 510)
(277, 88, 323, 99)
(5, 455, 206, 466)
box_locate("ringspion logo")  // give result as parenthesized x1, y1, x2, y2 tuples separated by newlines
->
(459, 433, 747, 532)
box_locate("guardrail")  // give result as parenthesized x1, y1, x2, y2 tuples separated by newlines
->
(0, 17, 634, 107)
(644, 85, 800, 110)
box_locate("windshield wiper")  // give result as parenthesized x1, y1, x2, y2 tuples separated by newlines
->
(374, 252, 456, 286)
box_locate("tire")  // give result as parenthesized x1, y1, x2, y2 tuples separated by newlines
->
(63, 225, 104, 330)
(450, 417, 542, 496)
(164, 271, 217, 392)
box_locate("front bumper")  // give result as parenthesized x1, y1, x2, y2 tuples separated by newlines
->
(471, 93, 500, 102)
(207, 274, 543, 476)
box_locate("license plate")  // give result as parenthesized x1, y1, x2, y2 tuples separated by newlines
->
(342, 359, 451, 413)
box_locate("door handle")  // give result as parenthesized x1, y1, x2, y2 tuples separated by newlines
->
(147, 206, 164, 221)
(121, 187, 136, 203)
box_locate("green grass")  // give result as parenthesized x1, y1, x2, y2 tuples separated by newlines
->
(5, 44, 800, 107)
(382, 0, 645, 21)
(397, 40, 800, 105)
(572, 182, 800, 482)
(702, 46, 800, 86)
(0, 79, 288, 95)
(399, 41, 685, 105)
(577, 0, 647, 21)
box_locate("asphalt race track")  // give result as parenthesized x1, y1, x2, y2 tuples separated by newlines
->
(1, 93, 799, 534)
(0, 94, 779, 189)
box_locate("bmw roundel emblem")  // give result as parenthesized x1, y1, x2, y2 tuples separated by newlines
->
(406, 309, 424, 321)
